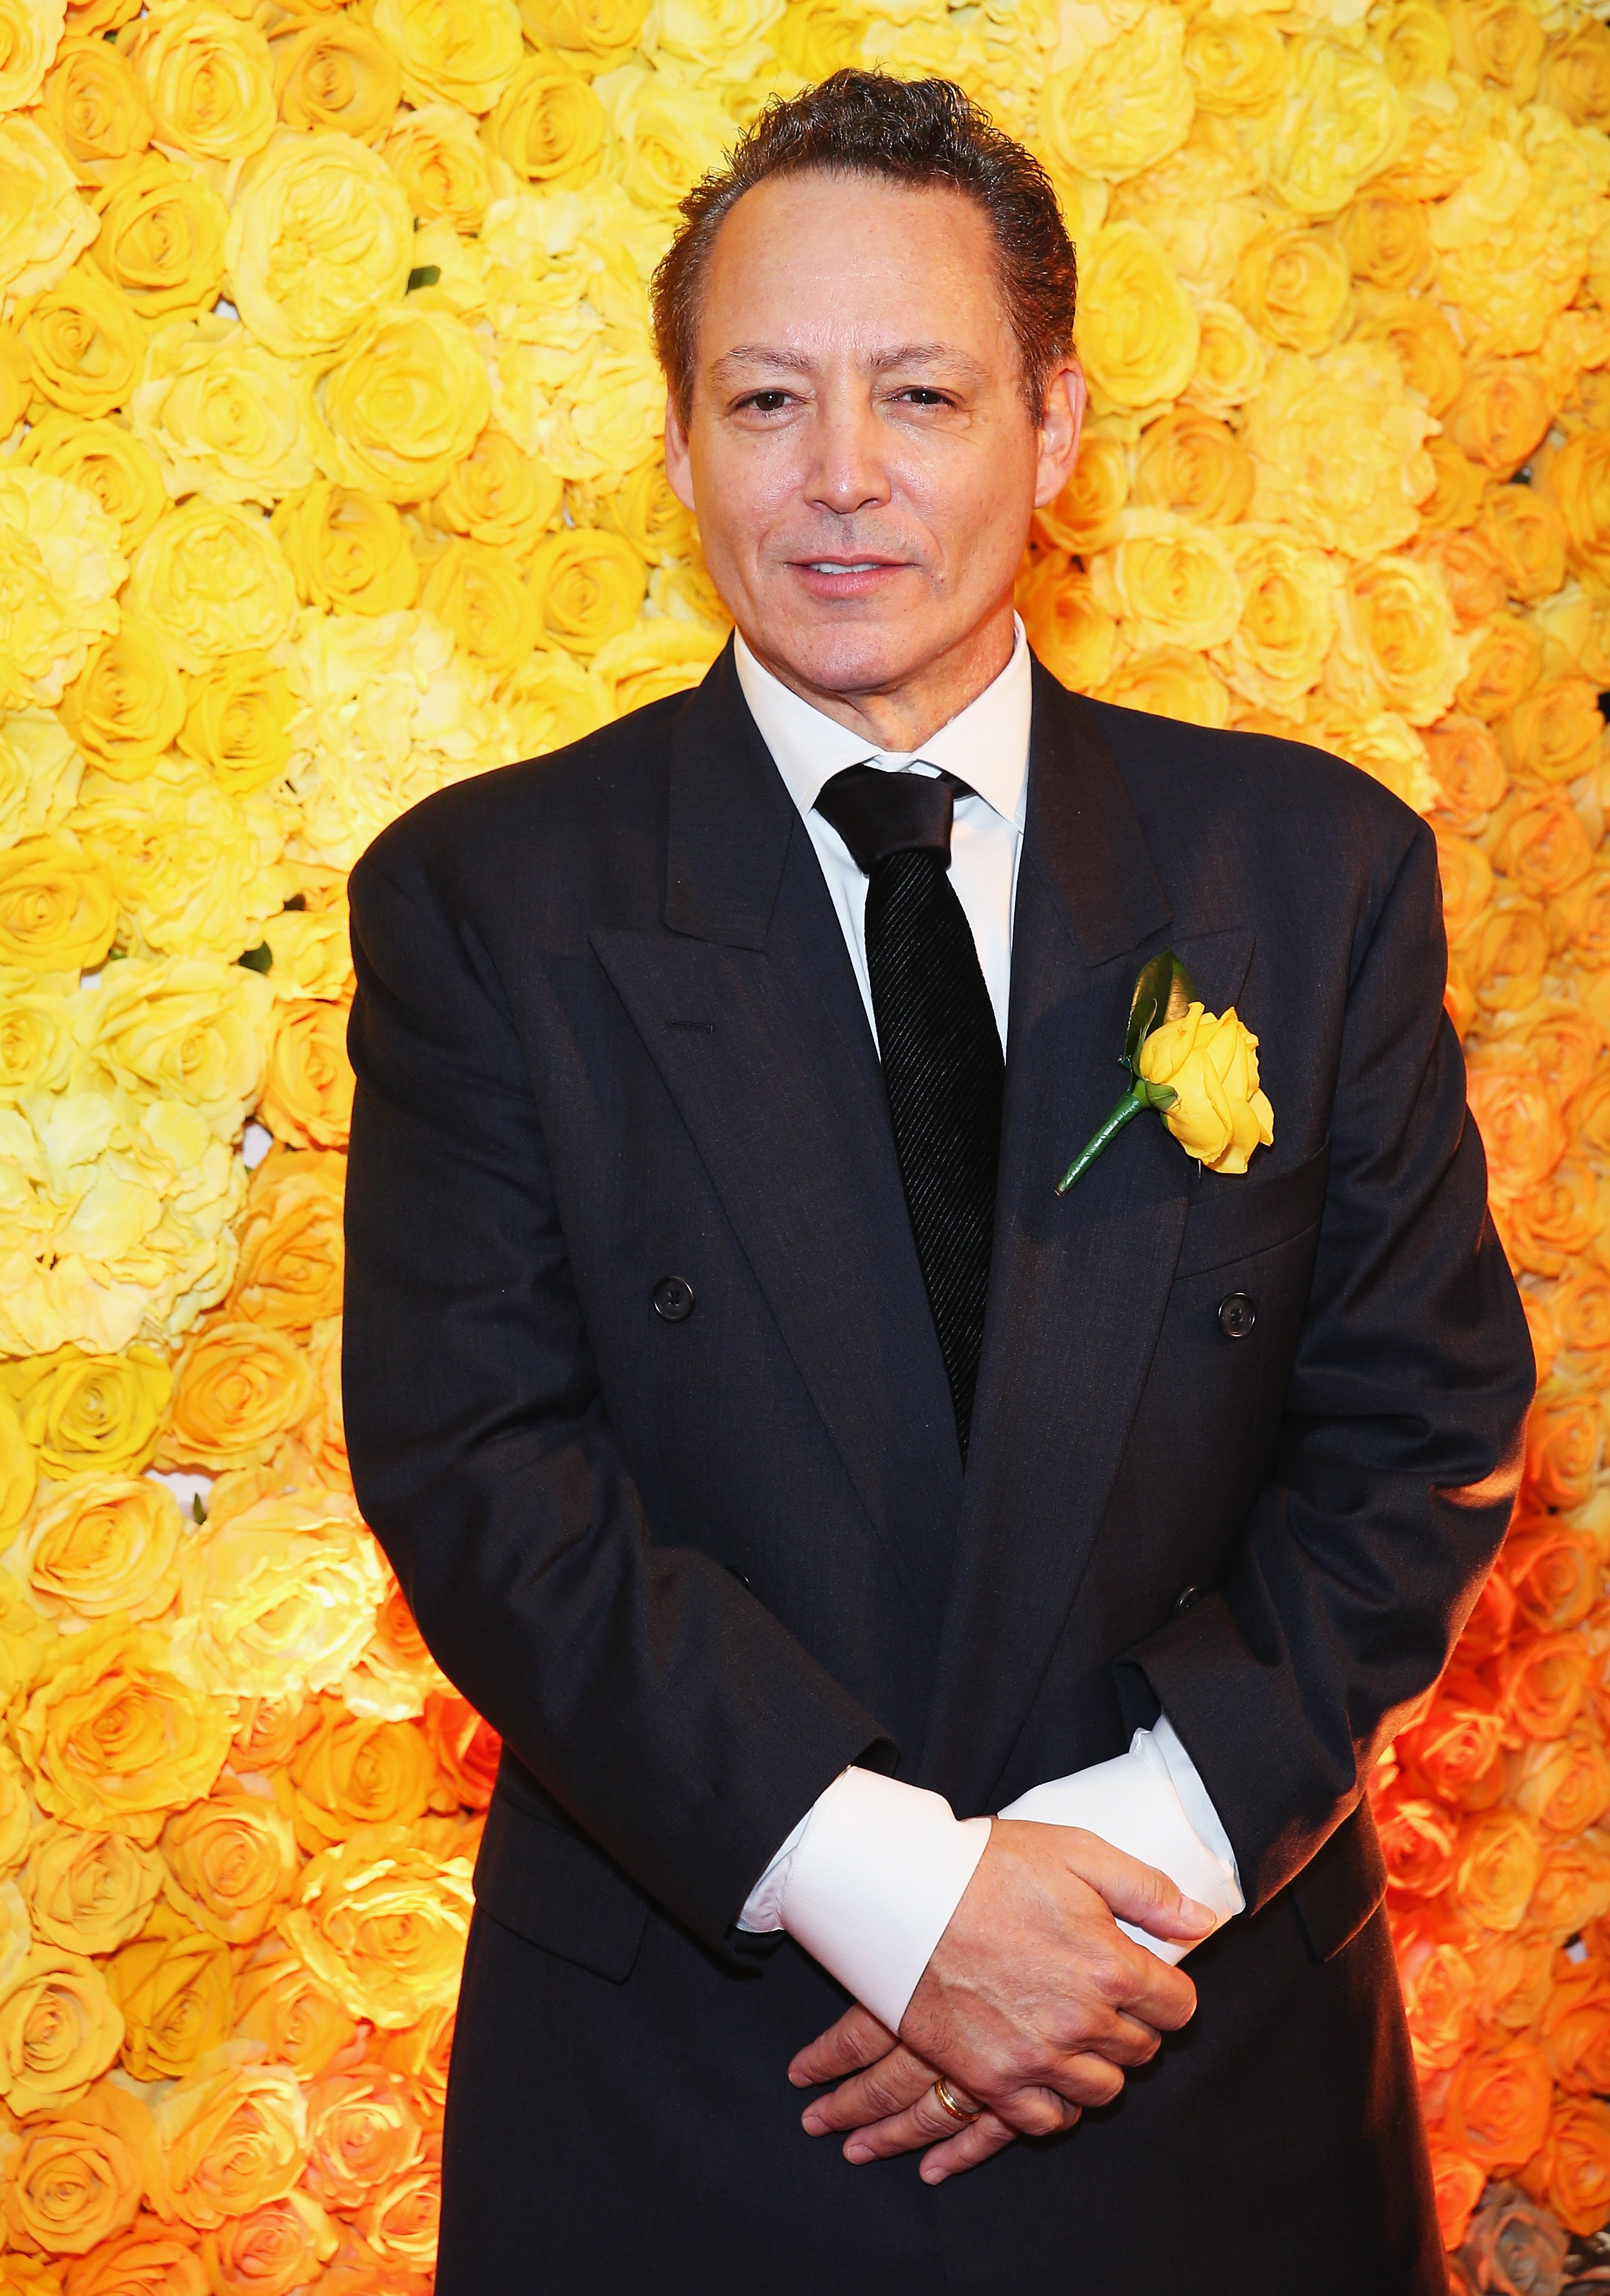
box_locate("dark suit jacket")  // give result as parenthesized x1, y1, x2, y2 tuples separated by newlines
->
(342, 641, 1534, 2296)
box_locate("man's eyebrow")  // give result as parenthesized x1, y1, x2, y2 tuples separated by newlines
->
(708, 342, 987, 384)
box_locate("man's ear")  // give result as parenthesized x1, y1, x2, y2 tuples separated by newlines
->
(1033, 357, 1086, 509)
(664, 389, 697, 512)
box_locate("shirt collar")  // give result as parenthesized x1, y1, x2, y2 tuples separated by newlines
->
(732, 615, 1033, 832)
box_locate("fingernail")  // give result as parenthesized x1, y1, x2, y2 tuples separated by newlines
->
(921, 2165, 946, 2185)
(844, 2143, 871, 2164)
(1182, 1897, 1216, 1930)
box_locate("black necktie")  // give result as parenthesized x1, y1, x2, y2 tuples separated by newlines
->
(815, 764, 1005, 1462)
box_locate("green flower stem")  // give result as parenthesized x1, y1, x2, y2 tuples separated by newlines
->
(1054, 1085, 1149, 1195)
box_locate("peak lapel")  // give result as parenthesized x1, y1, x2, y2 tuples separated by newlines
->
(592, 645, 962, 1640)
(918, 673, 1252, 1808)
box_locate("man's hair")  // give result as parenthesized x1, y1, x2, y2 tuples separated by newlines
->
(650, 70, 1078, 424)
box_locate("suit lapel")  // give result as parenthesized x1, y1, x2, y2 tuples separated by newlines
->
(592, 644, 961, 1640)
(918, 672, 1252, 1808)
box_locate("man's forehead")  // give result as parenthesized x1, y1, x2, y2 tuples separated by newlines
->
(707, 340, 991, 381)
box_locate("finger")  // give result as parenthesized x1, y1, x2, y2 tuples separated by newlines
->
(1096, 1939, 1198, 2035)
(788, 2003, 896, 2090)
(801, 2046, 934, 2134)
(919, 2113, 1020, 2185)
(984, 2084, 1083, 2142)
(1072, 2008, 1162, 2069)
(1044, 2051, 1129, 2111)
(842, 2081, 993, 2165)
(1057, 1829, 1217, 1943)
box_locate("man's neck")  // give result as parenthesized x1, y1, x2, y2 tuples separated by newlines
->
(736, 604, 1017, 754)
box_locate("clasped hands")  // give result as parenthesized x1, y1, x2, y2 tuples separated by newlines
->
(787, 1818, 1215, 2186)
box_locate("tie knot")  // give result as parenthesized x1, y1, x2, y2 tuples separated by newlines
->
(814, 762, 958, 875)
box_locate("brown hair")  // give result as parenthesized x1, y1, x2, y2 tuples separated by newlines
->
(650, 69, 1078, 424)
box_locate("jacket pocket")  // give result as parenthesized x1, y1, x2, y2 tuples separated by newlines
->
(472, 1783, 652, 1984)
(1174, 1137, 1331, 1280)
(1288, 1800, 1388, 1963)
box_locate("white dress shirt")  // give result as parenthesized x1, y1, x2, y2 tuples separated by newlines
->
(729, 620, 1246, 2035)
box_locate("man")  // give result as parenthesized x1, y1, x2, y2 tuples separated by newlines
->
(342, 71, 1535, 2296)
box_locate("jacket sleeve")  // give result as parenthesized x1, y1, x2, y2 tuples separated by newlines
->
(341, 846, 894, 1948)
(1116, 814, 1536, 1914)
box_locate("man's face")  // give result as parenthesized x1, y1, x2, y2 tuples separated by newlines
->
(664, 171, 1083, 726)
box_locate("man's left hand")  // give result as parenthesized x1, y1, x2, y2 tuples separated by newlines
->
(789, 2003, 1018, 2184)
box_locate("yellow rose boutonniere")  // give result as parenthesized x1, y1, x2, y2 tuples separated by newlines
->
(1056, 950, 1274, 1194)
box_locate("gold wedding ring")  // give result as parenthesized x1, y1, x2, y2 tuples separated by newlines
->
(932, 2075, 981, 2125)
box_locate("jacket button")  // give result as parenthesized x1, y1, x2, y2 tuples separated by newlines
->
(727, 1565, 751, 1589)
(652, 1275, 695, 1322)
(1173, 1584, 1202, 1615)
(1218, 1291, 1257, 1340)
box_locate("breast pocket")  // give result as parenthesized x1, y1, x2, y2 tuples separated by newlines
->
(1173, 1137, 1331, 1282)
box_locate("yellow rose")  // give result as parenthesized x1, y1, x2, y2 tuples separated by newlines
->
(224, 132, 413, 361)
(8, 1472, 184, 1628)
(519, 0, 648, 69)
(234, 1947, 358, 2079)
(1075, 221, 1200, 420)
(78, 752, 290, 960)
(1338, 190, 1432, 290)
(176, 651, 294, 796)
(0, 2080, 156, 2258)
(271, 480, 418, 618)
(14, 1616, 232, 1845)
(0, 1947, 123, 2115)
(1244, 345, 1434, 561)
(258, 995, 355, 1151)
(1099, 646, 1231, 729)
(22, 1819, 165, 1953)
(130, 313, 314, 507)
(304, 306, 491, 503)
(1185, 15, 1288, 115)
(484, 50, 605, 188)
(1325, 555, 1468, 727)
(0, 113, 97, 303)
(106, 1918, 234, 2082)
(58, 618, 187, 782)
(1498, 675, 1604, 785)
(1133, 406, 1252, 527)
(2, 1343, 171, 1479)
(0, 314, 28, 432)
(588, 456, 694, 569)
(1350, 290, 1463, 418)
(84, 151, 230, 327)
(1308, 705, 1440, 812)
(122, 4, 276, 164)
(258, 879, 354, 1001)
(1182, 300, 1267, 419)
(500, 644, 613, 753)
(12, 409, 167, 554)
(1541, 19, 1610, 127)
(1018, 558, 1121, 694)
(1381, 0, 1453, 86)
(1434, 118, 1609, 357)
(588, 621, 723, 714)
(0, 1391, 34, 1533)
(1089, 511, 1243, 653)
(0, 833, 116, 973)
(595, 63, 736, 211)
(82, 952, 272, 1135)
(1106, 119, 1265, 302)
(1268, 39, 1408, 219)
(278, 1703, 439, 1856)
(1541, 430, 1610, 587)
(279, 1824, 474, 2027)
(379, 99, 491, 231)
(1480, 483, 1568, 604)
(428, 427, 561, 559)
(19, 257, 144, 421)
(0, 0, 63, 110)
(0, 713, 81, 851)
(150, 2061, 309, 2231)
(1447, 0, 1545, 98)
(1137, 1000, 1275, 1173)
(1040, 9, 1194, 183)
(527, 525, 646, 655)
(161, 1792, 299, 1949)
(1213, 527, 1340, 717)
(1459, 612, 1543, 722)
(163, 1319, 314, 1470)
(497, 324, 664, 490)
(126, 501, 296, 674)
(421, 537, 540, 677)
(1032, 430, 1131, 557)
(40, 35, 153, 181)
(273, 16, 401, 142)
(170, 1488, 387, 1698)
(375, 0, 522, 110)
(1231, 224, 1352, 355)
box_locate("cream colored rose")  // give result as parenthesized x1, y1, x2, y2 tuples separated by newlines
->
(379, 99, 491, 230)
(1107, 122, 1265, 302)
(595, 65, 735, 209)
(374, 0, 523, 112)
(279, 1823, 474, 2027)
(77, 752, 290, 960)
(150, 2060, 309, 2231)
(13, 410, 167, 555)
(225, 132, 414, 361)
(161, 1787, 300, 1945)
(170, 1488, 388, 1698)
(130, 314, 314, 509)
(22, 1820, 165, 1954)
(0, 1945, 124, 2114)
(1268, 39, 1408, 218)
(1324, 556, 1468, 727)
(0, 114, 97, 303)
(7, 1473, 184, 1620)
(1075, 223, 1199, 419)
(305, 306, 491, 504)
(0, 713, 83, 847)
(1213, 527, 1340, 717)
(1244, 345, 1434, 560)
(1040, 10, 1194, 184)
(1138, 1002, 1274, 1173)
(124, 503, 294, 679)
(0, 466, 124, 711)
(1089, 512, 1243, 653)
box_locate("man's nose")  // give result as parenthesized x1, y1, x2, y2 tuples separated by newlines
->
(803, 392, 894, 516)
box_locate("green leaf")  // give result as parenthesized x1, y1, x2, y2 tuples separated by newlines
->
(238, 941, 273, 974)
(1124, 950, 1198, 1072)
(406, 264, 440, 292)
(191, 1492, 208, 1524)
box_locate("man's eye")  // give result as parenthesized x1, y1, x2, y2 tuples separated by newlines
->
(742, 391, 793, 412)
(896, 388, 949, 407)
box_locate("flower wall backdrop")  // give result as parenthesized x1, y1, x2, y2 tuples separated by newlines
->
(0, 0, 1608, 2280)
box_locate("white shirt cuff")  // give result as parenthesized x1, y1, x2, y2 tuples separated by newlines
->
(998, 1717, 1244, 1963)
(736, 1766, 992, 2033)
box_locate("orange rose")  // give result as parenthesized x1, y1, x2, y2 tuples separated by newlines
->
(1504, 1158, 1606, 1278)
(378, 2002, 454, 2122)
(424, 1689, 501, 1808)
(302, 2066, 424, 2210)
(227, 1147, 346, 1328)
(1540, 18, 1610, 124)
(1532, 1835, 1610, 1935)
(1466, 1062, 1568, 1199)
(1457, 613, 1543, 722)
(59, 2215, 208, 2294)
(1519, 2096, 1610, 2235)
(1496, 1629, 1593, 1738)
(0, 1947, 124, 2115)
(160, 1787, 299, 1945)
(1429, 2144, 1487, 2251)
(1513, 1730, 1610, 1834)
(1378, 1786, 1459, 1898)
(1426, 717, 1508, 828)
(1526, 1399, 1603, 1511)
(1468, 1924, 1556, 2030)
(1453, 1807, 1543, 1931)
(1455, 1562, 1518, 1668)
(1551, 865, 1610, 966)
(1540, 428, 1610, 586)
(1523, 1002, 1605, 1103)
(1436, 830, 1496, 946)
(1017, 558, 1118, 694)
(1396, 1688, 1507, 1811)
(1441, 2040, 1553, 2172)
(198, 2191, 340, 2291)
(106, 1921, 234, 2082)
(278, 1824, 474, 2029)
(1521, 1291, 1559, 1386)
(1412, 530, 1507, 627)
(0, 2079, 156, 2257)
(1353, 292, 1463, 415)
(1445, 360, 1553, 478)
(1132, 407, 1253, 526)
(233, 1945, 358, 2081)
(1480, 485, 1569, 604)
(1496, 676, 1605, 784)
(1467, 892, 1551, 1011)
(257, 998, 354, 1152)
(1484, 788, 1594, 900)
(1419, 437, 1487, 534)
(278, 1702, 439, 1855)
(1338, 190, 1431, 290)
(1392, 1908, 1478, 2071)
(150, 2061, 309, 2232)
(1554, 1269, 1610, 1355)
(1539, 1951, 1610, 2091)
(356, 2142, 440, 2269)
(22, 1820, 165, 1954)
(163, 1321, 315, 1471)
(1505, 1522, 1600, 1634)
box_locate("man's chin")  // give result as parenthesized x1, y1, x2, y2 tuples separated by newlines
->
(741, 622, 948, 706)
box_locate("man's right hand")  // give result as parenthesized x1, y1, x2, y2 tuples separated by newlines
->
(797, 1819, 1215, 2160)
